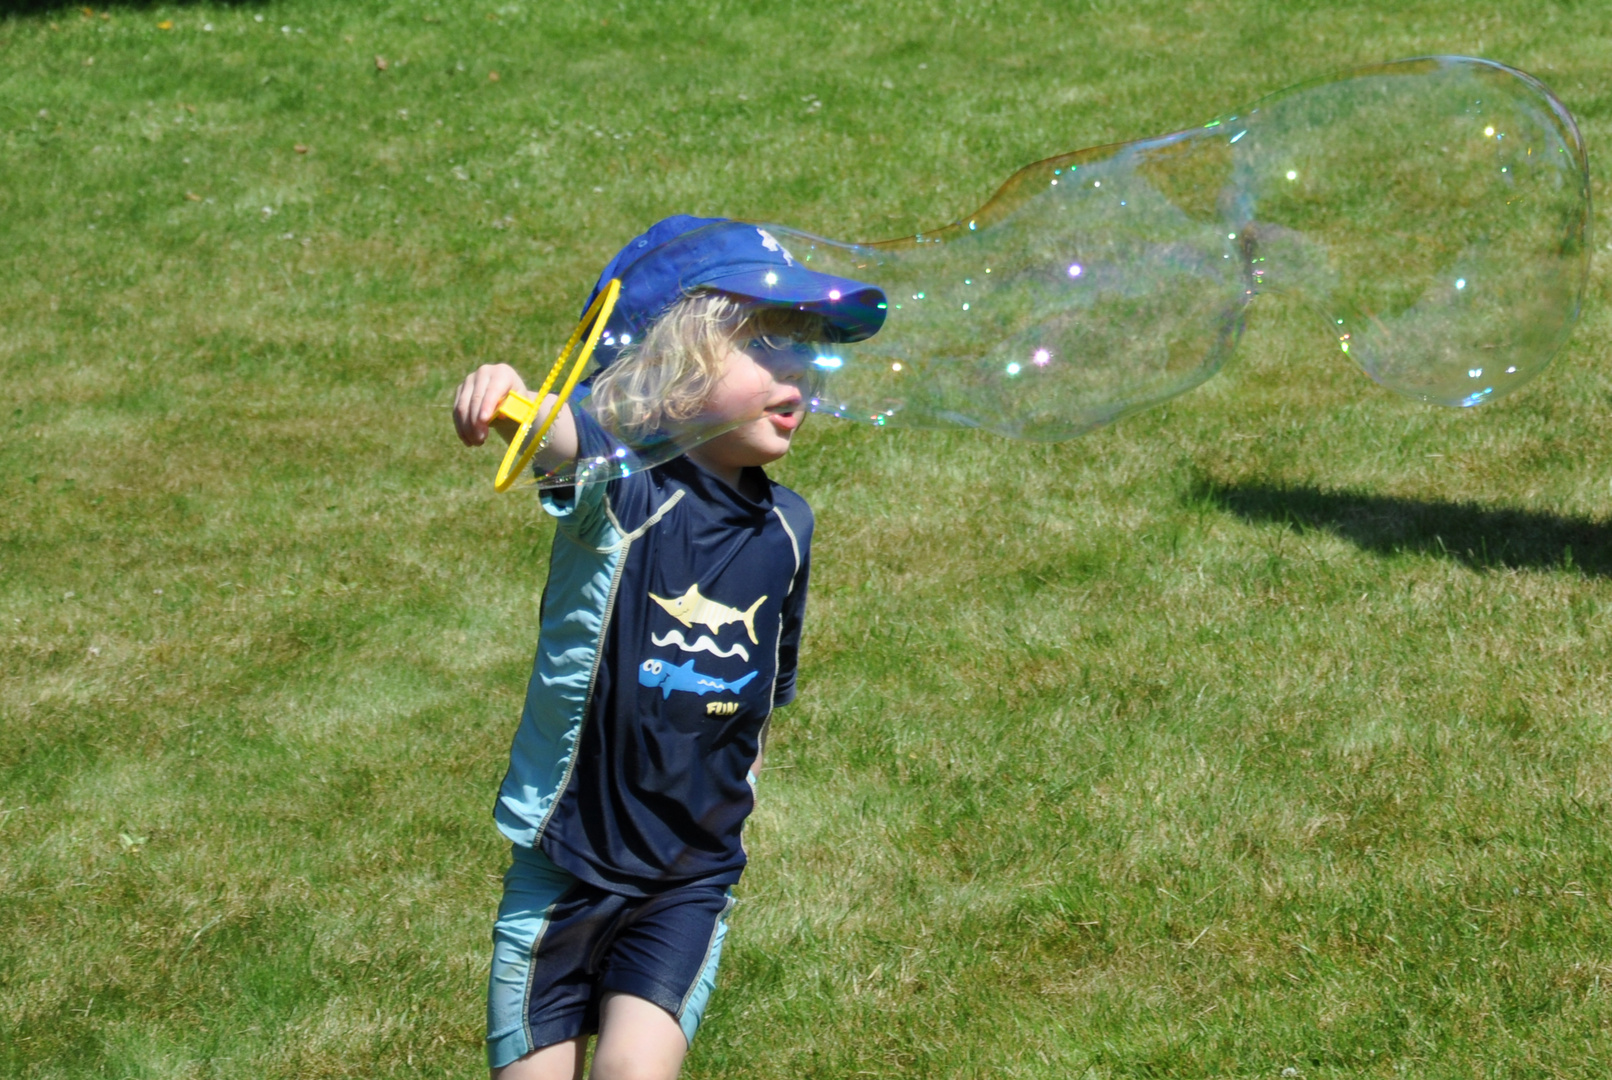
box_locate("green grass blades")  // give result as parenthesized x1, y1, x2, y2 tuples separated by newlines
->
(5, 1, 1612, 1077)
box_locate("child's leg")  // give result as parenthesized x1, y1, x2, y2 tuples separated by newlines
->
(487, 848, 602, 1072)
(487, 846, 734, 1079)
(493, 997, 682, 1080)
(491, 1036, 587, 1080)
(590, 993, 689, 1080)
(585, 885, 734, 1079)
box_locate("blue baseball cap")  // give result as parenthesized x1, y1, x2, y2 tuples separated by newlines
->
(577, 215, 888, 371)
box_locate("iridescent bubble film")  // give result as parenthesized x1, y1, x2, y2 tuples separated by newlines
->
(519, 56, 1589, 488)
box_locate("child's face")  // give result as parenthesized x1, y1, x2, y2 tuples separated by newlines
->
(688, 335, 813, 475)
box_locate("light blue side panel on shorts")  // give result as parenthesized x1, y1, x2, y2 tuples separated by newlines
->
(487, 845, 577, 1069)
(675, 892, 735, 1047)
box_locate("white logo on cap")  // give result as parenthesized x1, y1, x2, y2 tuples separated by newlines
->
(756, 228, 795, 266)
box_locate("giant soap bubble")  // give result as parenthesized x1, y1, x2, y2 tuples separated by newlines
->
(496, 56, 1589, 490)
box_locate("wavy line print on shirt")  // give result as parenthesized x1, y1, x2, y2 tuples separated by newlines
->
(648, 584, 766, 645)
(651, 628, 751, 663)
(638, 658, 758, 700)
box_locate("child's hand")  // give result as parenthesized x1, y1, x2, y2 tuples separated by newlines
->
(453, 364, 528, 447)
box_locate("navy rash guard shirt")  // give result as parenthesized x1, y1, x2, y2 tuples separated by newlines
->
(493, 410, 812, 897)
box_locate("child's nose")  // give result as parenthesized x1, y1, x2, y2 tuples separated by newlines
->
(768, 348, 816, 380)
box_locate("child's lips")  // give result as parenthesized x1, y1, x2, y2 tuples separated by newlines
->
(764, 392, 804, 432)
(768, 408, 801, 432)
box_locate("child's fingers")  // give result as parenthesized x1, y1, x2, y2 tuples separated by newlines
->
(452, 377, 484, 446)
(452, 381, 468, 437)
(486, 367, 526, 418)
(470, 373, 499, 441)
(478, 368, 505, 422)
(475, 369, 514, 435)
(451, 365, 525, 447)
(454, 370, 497, 447)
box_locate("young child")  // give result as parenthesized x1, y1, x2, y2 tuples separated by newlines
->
(452, 216, 886, 1080)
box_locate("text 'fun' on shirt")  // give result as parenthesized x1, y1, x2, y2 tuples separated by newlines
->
(494, 409, 812, 896)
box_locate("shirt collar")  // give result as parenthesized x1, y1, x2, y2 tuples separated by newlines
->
(661, 455, 774, 517)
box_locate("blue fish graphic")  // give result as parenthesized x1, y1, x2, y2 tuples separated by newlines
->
(638, 658, 758, 700)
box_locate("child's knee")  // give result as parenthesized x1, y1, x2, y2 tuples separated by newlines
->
(592, 993, 688, 1080)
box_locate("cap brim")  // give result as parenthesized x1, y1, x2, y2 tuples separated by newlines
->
(699, 265, 887, 342)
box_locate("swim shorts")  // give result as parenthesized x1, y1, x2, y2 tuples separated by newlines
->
(486, 844, 734, 1068)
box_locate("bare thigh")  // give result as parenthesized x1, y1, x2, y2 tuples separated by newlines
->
(589, 992, 689, 1080)
(491, 995, 686, 1080)
(491, 1036, 587, 1080)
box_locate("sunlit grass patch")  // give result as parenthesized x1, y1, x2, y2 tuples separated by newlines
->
(5, 0, 1612, 1076)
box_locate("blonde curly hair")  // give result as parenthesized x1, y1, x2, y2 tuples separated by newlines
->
(588, 291, 826, 440)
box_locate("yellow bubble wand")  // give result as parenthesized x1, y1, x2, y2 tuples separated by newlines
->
(491, 278, 622, 492)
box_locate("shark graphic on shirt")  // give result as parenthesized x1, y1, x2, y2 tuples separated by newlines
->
(649, 584, 766, 645)
(638, 658, 758, 700)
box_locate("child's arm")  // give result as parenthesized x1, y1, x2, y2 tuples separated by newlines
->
(452, 363, 579, 468)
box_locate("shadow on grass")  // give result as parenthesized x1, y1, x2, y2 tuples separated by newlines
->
(1197, 478, 1612, 577)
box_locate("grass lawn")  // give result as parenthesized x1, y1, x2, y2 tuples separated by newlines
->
(4, 0, 1612, 1076)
